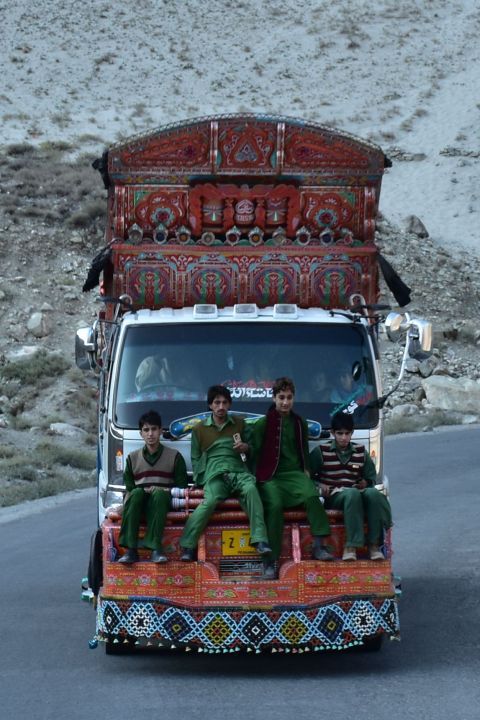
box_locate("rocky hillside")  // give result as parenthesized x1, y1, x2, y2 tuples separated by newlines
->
(1, 145, 479, 506)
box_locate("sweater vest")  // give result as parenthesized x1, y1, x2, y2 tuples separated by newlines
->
(317, 443, 366, 488)
(194, 416, 245, 452)
(256, 407, 305, 483)
(130, 446, 178, 489)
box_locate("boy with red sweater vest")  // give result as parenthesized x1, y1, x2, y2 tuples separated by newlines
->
(118, 410, 187, 563)
(251, 377, 333, 579)
(310, 412, 392, 561)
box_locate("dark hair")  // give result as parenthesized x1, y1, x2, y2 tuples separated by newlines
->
(138, 410, 162, 429)
(207, 385, 232, 406)
(331, 412, 354, 432)
(272, 376, 295, 396)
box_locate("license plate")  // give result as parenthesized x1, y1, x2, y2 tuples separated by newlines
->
(221, 529, 256, 556)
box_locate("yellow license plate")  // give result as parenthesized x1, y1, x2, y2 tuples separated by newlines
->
(221, 529, 256, 556)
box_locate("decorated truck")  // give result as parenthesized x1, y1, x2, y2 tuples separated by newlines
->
(77, 114, 431, 654)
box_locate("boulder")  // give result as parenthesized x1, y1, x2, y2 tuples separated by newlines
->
(27, 312, 53, 338)
(418, 357, 437, 378)
(422, 376, 480, 413)
(6, 345, 43, 362)
(389, 403, 420, 418)
(49, 422, 89, 439)
(405, 215, 429, 238)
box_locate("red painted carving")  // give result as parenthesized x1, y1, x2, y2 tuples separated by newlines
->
(284, 125, 381, 174)
(130, 189, 188, 232)
(301, 189, 366, 239)
(117, 124, 211, 170)
(102, 115, 386, 308)
(216, 120, 277, 171)
(189, 183, 301, 235)
(109, 244, 378, 310)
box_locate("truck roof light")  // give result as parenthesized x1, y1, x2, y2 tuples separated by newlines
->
(273, 303, 298, 318)
(193, 304, 218, 318)
(233, 303, 258, 317)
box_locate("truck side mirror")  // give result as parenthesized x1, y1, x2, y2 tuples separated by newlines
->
(385, 312, 432, 355)
(384, 312, 404, 343)
(75, 326, 97, 370)
(408, 318, 432, 354)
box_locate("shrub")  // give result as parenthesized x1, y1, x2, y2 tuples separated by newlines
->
(0, 350, 70, 386)
(5, 142, 34, 156)
(67, 200, 105, 228)
(35, 442, 95, 470)
(0, 470, 95, 507)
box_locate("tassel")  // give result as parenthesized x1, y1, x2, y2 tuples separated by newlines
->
(377, 253, 411, 307)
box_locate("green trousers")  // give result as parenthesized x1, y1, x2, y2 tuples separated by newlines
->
(180, 472, 269, 549)
(259, 473, 331, 559)
(325, 487, 392, 547)
(119, 487, 171, 551)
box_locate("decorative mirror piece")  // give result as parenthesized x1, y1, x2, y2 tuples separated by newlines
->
(154, 224, 168, 244)
(248, 226, 264, 246)
(225, 226, 242, 245)
(295, 226, 312, 245)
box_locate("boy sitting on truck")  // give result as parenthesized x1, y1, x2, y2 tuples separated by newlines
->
(309, 412, 392, 561)
(118, 410, 188, 563)
(179, 385, 272, 561)
(251, 377, 334, 579)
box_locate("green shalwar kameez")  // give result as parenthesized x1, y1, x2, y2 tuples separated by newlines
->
(119, 445, 187, 550)
(251, 413, 330, 559)
(180, 415, 269, 550)
(309, 441, 392, 547)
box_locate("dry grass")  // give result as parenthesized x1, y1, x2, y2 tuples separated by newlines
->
(0, 441, 95, 506)
(0, 146, 106, 232)
(67, 200, 106, 228)
(0, 469, 95, 507)
(0, 350, 69, 386)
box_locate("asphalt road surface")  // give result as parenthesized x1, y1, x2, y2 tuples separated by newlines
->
(1, 427, 479, 720)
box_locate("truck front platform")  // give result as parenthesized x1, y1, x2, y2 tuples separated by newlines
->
(93, 499, 399, 653)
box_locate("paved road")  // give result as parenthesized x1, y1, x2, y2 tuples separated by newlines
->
(1, 427, 479, 720)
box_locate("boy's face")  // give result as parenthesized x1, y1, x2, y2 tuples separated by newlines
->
(273, 388, 294, 416)
(339, 370, 353, 391)
(209, 394, 231, 424)
(140, 423, 162, 451)
(334, 429, 353, 450)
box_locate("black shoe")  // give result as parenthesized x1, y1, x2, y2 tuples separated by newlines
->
(118, 548, 139, 564)
(262, 562, 277, 580)
(254, 541, 273, 556)
(180, 547, 196, 562)
(313, 543, 334, 562)
(150, 549, 168, 563)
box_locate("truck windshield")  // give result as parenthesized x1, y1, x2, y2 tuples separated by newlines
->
(114, 322, 379, 430)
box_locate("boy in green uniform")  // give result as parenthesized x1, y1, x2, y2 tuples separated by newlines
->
(310, 412, 392, 561)
(118, 410, 187, 563)
(251, 377, 333, 579)
(179, 386, 272, 561)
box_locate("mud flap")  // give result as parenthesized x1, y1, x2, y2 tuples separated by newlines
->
(88, 528, 103, 597)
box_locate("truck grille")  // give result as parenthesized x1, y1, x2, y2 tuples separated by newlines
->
(219, 558, 265, 579)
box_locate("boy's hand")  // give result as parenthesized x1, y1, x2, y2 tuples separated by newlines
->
(354, 479, 367, 490)
(319, 483, 331, 498)
(233, 440, 249, 454)
(232, 432, 248, 457)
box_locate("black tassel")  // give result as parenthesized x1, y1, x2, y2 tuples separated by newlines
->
(82, 245, 112, 292)
(377, 253, 411, 307)
(92, 150, 110, 189)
